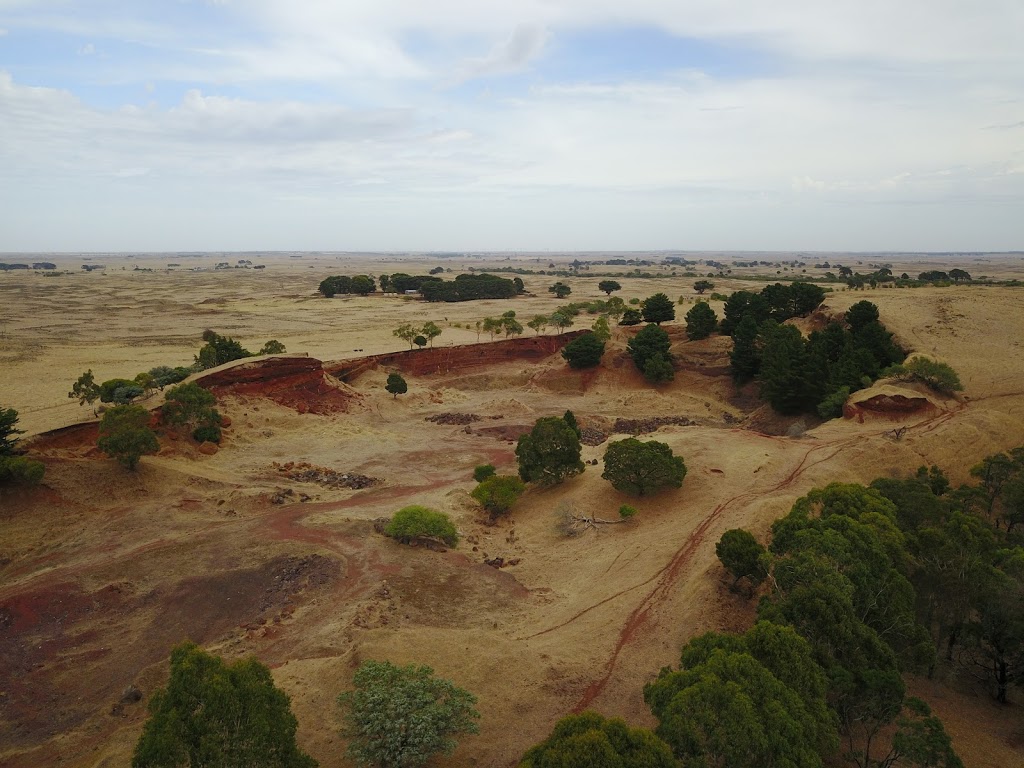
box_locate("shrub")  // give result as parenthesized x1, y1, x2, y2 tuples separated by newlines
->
(148, 366, 192, 389)
(716, 528, 769, 589)
(817, 386, 851, 420)
(641, 293, 675, 324)
(162, 382, 219, 430)
(471, 475, 526, 518)
(98, 405, 159, 470)
(520, 711, 675, 768)
(0, 455, 46, 485)
(473, 464, 496, 482)
(192, 424, 222, 444)
(619, 504, 638, 520)
(385, 505, 459, 547)
(627, 323, 673, 383)
(339, 660, 479, 768)
(884, 357, 963, 395)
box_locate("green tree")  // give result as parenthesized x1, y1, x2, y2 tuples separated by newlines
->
(148, 366, 192, 389)
(161, 382, 221, 437)
(948, 269, 971, 284)
(413, 335, 427, 349)
(133, 641, 316, 768)
(645, 645, 836, 768)
(562, 410, 582, 439)
(0, 406, 45, 485)
(598, 280, 622, 296)
(550, 311, 574, 332)
(846, 301, 880, 334)
(195, 330, 252, 370)
(501, 316, 524, 338)
(627, 324, 673, 383)
(641, 293, 675, 324)
(693, 279, 714, 294)
(99, 377, 142, 403)
(338, 660, 479, 768)
(473, 464, 495, 482)
(619, 308, 643, 326)
(716, 529, 769, 590)
(602, 438, 685, 496)
(385, 372, 408, 399)
(1, 406, 25, 455)
(684, 301, 718, 340)
(350, 275, 376, 295)
(519, 711, 676, 768)
(758, 322, 812, 414)
(590, 315, 611, 342)
(482, 316, 503, 340)
(471, 475, 526, 518)
(98, 405, 159, 470)
(729, 314, 761, 384)
(882, 697, 963, 768)
(516, 416, 584, 486)
(393, 323, 418, 349)
(260, 339, 287, 355)
(385, 505, 458, 547)
(549, 282, 572, 299)
(69, 369, 101, 410)
(421, 321, 442, 347)
(527, 315, 549, 335)
(561, 332, 606, 369)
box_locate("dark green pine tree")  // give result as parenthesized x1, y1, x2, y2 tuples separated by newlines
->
(729, 314, 761, 383)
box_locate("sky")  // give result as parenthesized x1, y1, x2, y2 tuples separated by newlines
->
(1, 1, 1022, 253)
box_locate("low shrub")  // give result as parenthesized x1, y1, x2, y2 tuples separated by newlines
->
(384, 506, 459, 547)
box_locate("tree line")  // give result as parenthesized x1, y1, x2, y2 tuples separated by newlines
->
(319, 272, 523, 302)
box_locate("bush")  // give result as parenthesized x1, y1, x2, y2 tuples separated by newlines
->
(619, 308, 643, 326)
(473, 464, 496, 482)
(162, 382, 219, 430)
(619, 504, 638, 519)
(99, 378, 140, 403)
(627, 323, 673, 383)
(471, 475, 526, 518)
(561, 332, 606, 369)
(0, 455, 46, 485)
(519, 711, 675, 768)
(884, 357, 963, 395)
(338, 660, 479, 768)
(716, 528, 769, 589)
(98, 405, 159, 470)
(602, 438, 686, 496)
(195, 332, 252, 370)
(192, 424, 222, 444)
(385, 506, 459, 547)
(814, 386, 849, 419)
(148, 366, 192, 389)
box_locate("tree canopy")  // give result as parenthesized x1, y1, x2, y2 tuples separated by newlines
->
(598, 280, 622, 296)
(627, 323, 673, 384)
(338, 660, 479, 768)
(519, 711, 676, 768)
(561, 332, 606, 369)
(641, 293, 675, 324)
(133, 642, 316, 768)
(602, 438, 686, 496)
(684, 301, 718, 340)
(516, 416, 584, 486)
(471, 475, 526, 518)
(385, 372, 408, 399)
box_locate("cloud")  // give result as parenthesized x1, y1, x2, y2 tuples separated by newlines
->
(77, 42, 94, 55)
(451, 24, 548, 83)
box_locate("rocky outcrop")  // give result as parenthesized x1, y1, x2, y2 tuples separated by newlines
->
(844, 384, 939, 422)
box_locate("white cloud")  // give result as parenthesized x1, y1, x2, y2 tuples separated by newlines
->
(451, 24, 548, 83)
(77, 42, 94, 55)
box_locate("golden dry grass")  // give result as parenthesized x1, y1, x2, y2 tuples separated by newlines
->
(2, 252, 1023, 767)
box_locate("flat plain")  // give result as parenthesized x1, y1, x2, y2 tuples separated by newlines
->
(2, 252, 1024, 767)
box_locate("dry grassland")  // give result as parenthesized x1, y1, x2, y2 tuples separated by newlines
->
(1, 252, 1023, 767)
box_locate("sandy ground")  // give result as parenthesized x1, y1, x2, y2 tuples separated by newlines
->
(1, 253, 1023, 767)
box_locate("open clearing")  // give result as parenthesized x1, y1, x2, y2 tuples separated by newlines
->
(2, 253, 1024, 766)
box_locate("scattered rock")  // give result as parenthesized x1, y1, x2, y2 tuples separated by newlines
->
(273, 461, 378, 490)
(197, 442, 219, 455)
(612, 415, 694, 434)
(426, 412, 481, 426)
(580, 427, 608, 446)
(220, 415, 232, 428)
(484, 556, 521, 569)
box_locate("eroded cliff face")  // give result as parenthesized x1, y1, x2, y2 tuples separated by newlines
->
(196, 355, 359, 414)
(325, 331, 585, 381)
(843, 383, 943, 422)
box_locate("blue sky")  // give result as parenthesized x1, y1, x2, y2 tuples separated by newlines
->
(1, 0, 1022, 252)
